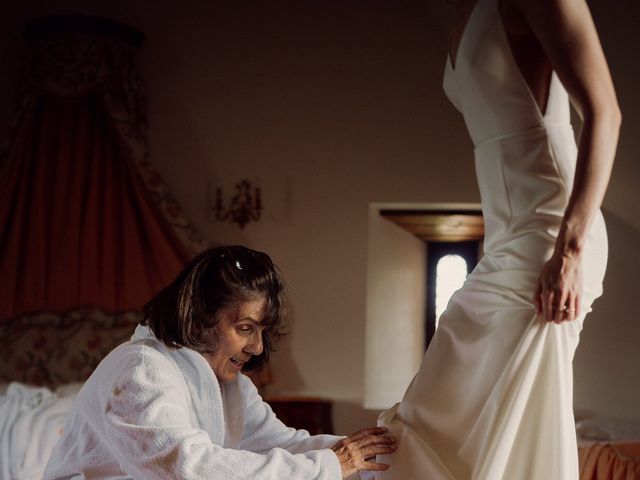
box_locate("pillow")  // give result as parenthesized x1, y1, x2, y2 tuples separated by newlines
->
(577, 417, 640, 442)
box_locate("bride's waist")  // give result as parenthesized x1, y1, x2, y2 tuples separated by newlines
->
(482, 210, 606, 254)
(472, 122, 573, 150)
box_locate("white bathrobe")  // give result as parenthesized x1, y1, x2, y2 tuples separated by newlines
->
(43, 325, 343, 480)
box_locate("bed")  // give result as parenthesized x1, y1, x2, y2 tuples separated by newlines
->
(0, 309, 140, 479)
(577, 418, 640, 479)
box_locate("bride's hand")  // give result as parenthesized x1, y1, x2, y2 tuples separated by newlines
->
(534, 252, 583, 323)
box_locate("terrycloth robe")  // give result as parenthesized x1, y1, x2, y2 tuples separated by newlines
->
(43, 325, 343, 479)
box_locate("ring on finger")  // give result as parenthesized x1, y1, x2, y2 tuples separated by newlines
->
(552, 306, 573, 312)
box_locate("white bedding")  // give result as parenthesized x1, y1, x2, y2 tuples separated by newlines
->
(576, 417, 640, 443)
(0, 383, 80, 480)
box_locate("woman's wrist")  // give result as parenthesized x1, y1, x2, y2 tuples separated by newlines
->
(554, 226, 586, 259)
(555, 207, 595, 258)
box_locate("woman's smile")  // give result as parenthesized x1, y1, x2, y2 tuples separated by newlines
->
(202, 297, 267, 382)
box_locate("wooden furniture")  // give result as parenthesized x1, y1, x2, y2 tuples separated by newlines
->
(265, 396, 334, 435)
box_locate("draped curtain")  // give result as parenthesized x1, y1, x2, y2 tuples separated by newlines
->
(0, 16, 205, 322)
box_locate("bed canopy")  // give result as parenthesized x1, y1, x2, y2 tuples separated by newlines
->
(0, 16, 205, 385)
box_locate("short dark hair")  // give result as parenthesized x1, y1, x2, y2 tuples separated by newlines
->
(142, 245, 288, 372)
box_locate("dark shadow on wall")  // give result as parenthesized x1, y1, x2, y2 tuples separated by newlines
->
(332, 400, 381, 436)
(574, 208, 640, 420)
(265, 307, 306, 397)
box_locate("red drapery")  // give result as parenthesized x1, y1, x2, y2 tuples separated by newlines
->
(0, 16, 204, 321)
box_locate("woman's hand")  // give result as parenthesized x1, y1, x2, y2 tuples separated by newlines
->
(331, 427, 397, 479)
(535, 250, 583, 323)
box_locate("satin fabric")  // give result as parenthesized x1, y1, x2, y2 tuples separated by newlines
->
(377, 0, 607, 478)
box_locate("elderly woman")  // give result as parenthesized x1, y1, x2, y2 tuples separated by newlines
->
(44, 245, 396, 479)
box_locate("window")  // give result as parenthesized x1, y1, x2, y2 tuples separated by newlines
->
(435, 254, 469, 329)
(425, 241, 479, 347)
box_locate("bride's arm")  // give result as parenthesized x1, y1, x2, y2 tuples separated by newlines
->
(512, 0, 621, 322)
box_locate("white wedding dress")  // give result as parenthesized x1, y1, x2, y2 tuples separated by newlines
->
(377, 0, 608, 478)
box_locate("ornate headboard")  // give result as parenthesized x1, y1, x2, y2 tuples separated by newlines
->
(0, 309, 141, 388)
(0, 308, 275, 392)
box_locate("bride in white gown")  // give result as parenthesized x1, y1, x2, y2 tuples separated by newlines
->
(376, 0, 620, 478)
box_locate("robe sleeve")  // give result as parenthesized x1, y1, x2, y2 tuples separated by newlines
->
(95, 346, 342, 480)
(238, 378, 378, 480)
(237, 375, 342, 454)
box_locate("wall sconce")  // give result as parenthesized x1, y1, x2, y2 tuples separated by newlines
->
(213, 180, 262, 229)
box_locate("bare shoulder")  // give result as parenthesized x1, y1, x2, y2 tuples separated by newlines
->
(508, 0, 590, 28)
(509, 0, 576, 11)
(502, 0, 598, 51)
(505, 0, 617, 116)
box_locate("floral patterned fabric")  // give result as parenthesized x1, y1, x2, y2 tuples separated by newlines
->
(0, 308, 140, 388)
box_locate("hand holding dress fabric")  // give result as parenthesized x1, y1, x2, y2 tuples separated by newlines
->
(330, 427, 396, 479)
(535, 250, 583, 323)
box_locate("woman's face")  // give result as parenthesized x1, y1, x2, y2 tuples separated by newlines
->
(201, 296, 267, 382)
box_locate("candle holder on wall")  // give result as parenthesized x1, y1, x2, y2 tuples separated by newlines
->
(213, 180, 262, 229)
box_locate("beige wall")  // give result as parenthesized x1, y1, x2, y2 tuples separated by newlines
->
(1, 1, 638, 433)
(364, 203, 428, 410)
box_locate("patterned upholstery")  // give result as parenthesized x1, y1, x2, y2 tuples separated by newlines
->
(0, 309, 140, 388)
